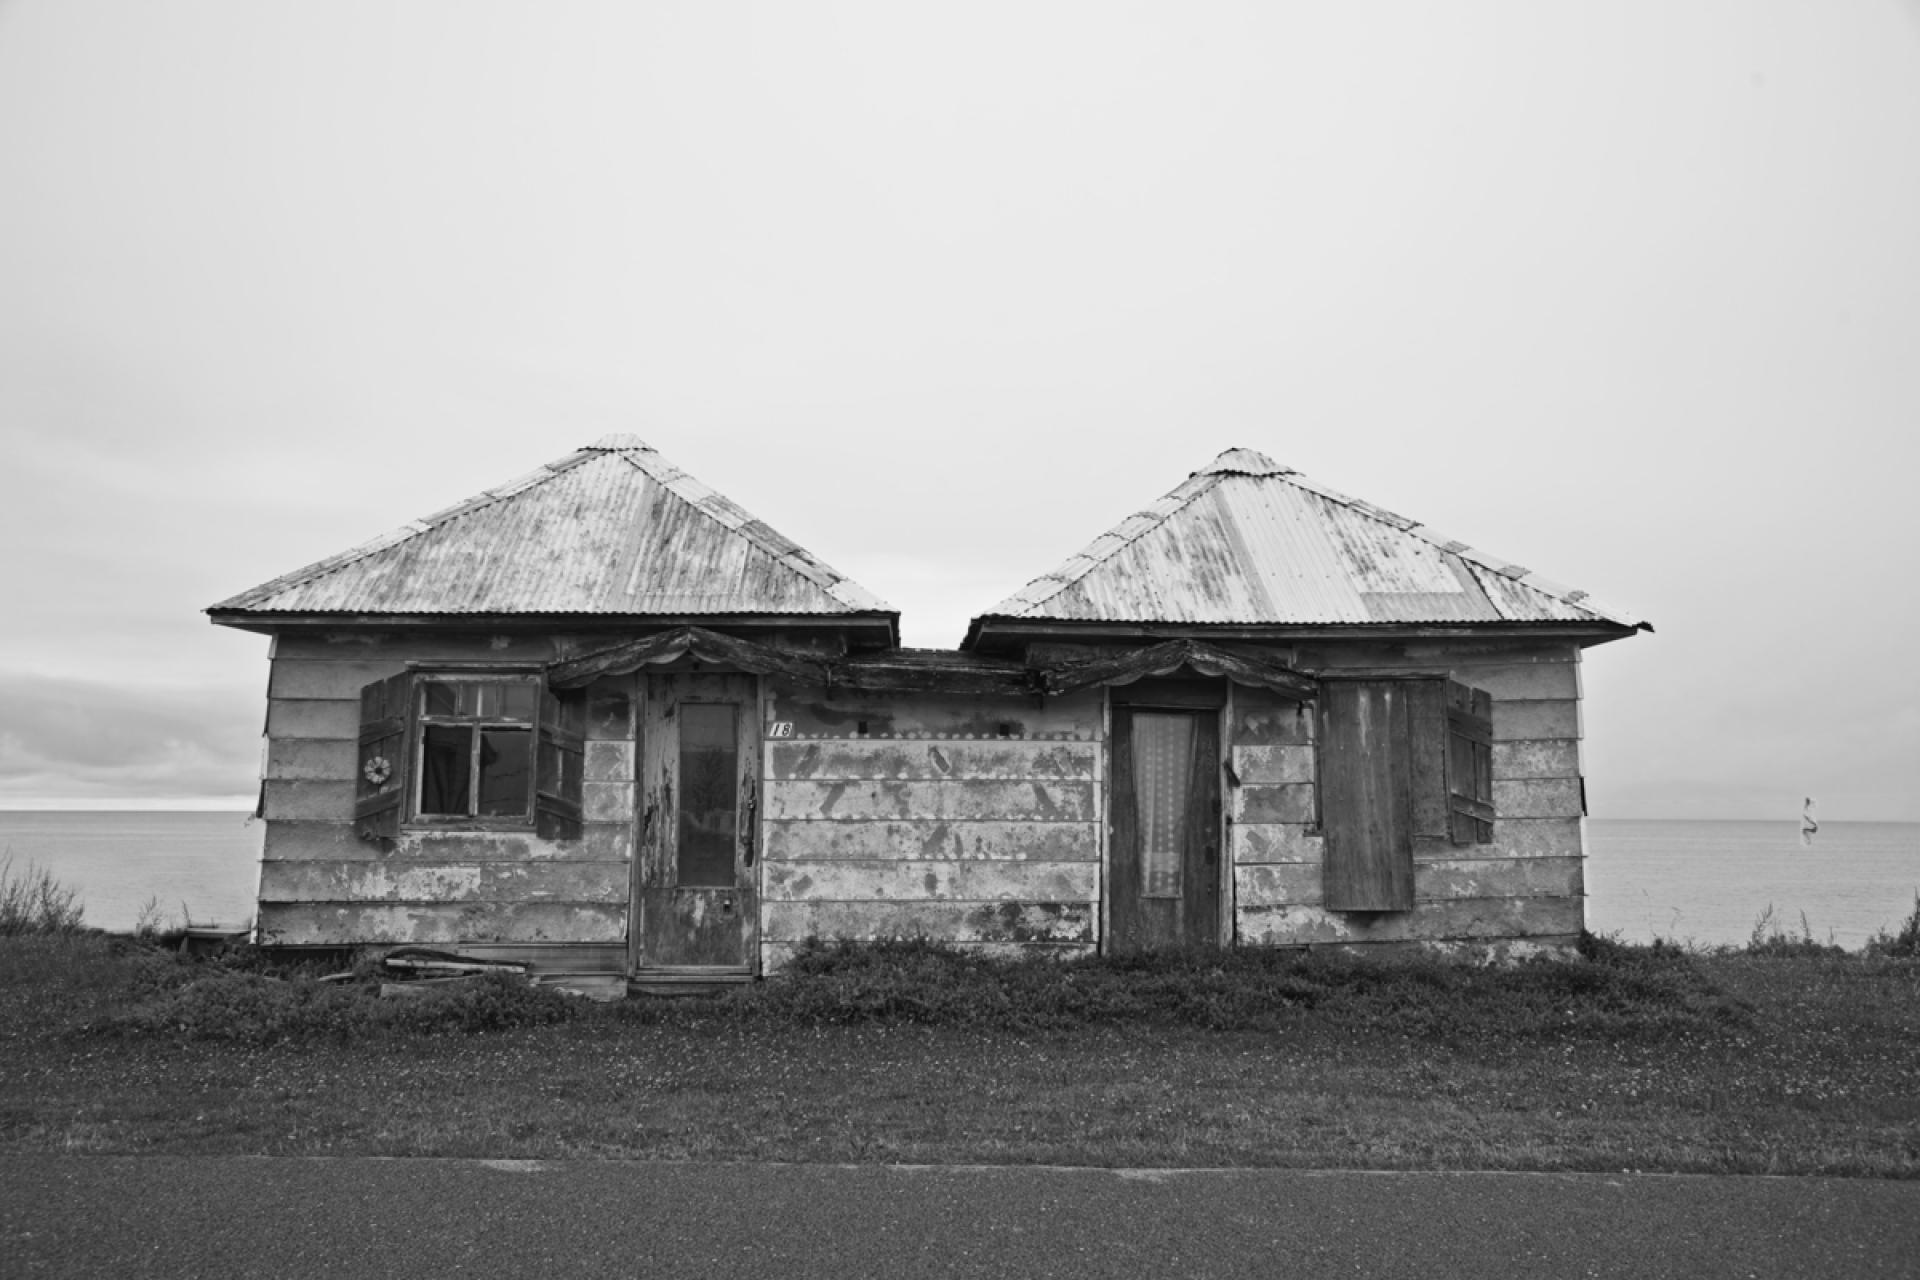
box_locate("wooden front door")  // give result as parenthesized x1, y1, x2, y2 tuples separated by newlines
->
(1109, 705, 1222, 952)
(634, 672, 759, 972)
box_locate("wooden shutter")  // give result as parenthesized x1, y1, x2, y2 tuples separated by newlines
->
(354, 672, 412, 844)
(1320, 681, 1415, 911)
(535, 684, 586, 841)
(1446, 680, 1494, 845)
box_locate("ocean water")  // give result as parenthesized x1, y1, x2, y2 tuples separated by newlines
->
(0, 811, 262, 932)
(1584, 819, 1919, 949)
(1, 812, 1915, 946)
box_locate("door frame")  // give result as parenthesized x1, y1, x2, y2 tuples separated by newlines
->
(1102, 679, 1230, 953)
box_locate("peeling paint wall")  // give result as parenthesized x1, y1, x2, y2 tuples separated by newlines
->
(758, 679, 1105, 971)
(256, 632, 634, 960)
(1234, 639, 1588, 949)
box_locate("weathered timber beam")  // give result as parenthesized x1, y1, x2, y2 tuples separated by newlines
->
(548, 625, 828, 689)
(1039, 638, 1317, 700)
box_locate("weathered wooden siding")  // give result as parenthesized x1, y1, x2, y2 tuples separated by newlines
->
(758, 679, 1104, 969)
(1230, 641, 1588, 950)
(253, 632, 633, 959)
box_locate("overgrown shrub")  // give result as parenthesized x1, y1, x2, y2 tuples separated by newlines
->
(83, 968, 582, 1046)
(706, 935, 1750, 1039)
(1865, 894, 1920, 959)
(0, 855, 85, 936)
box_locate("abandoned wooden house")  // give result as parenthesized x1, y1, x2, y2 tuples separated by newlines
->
(208, 436, 1647, 989)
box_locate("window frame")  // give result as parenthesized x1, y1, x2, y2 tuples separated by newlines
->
(409, 671, 543, 830)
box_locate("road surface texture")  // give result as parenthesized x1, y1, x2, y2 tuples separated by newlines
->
(5, 1157, 1915, 1278)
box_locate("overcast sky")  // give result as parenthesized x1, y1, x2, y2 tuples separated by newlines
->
(2, 2, 1916, 819)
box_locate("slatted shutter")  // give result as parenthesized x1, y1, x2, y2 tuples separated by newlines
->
(1446, 680, 1494, 845)
(355, 672, 413, 843)
(535, 684, 586, 840)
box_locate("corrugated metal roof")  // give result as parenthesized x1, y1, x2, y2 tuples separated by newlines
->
(978, 448, 1644, 629)
(210, 436, 892, 618)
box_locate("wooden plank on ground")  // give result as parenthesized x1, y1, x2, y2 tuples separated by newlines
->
(762, 820, 1099, 862)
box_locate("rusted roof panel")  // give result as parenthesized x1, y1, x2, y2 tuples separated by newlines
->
(211, 436, 891, 618)
(979, 447, 1642, 630)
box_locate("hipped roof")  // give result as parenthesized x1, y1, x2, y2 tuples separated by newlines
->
(969, 448, 1645, 643)
(208, 436, 893, 628)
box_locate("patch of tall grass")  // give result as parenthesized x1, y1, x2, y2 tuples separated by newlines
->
(0, 854, 85, 936)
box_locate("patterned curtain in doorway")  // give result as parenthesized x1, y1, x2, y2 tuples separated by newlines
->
(1132, 713, 1193, 899)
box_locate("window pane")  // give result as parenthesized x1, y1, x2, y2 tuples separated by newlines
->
(477, 728, 532, 817)
(499, 682, 537, 722)
(678, 704, 737, 887)
(423, 682, 460, 717)
(1133, 713, 1194, 899)
(421, 724, 472, 815)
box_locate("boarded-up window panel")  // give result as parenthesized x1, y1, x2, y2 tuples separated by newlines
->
(1446, 682, 1495, 846)
(535, 685, 587, 841)
(1321, 681, 1415, 911)
(1405, 679, 1451, 844)
(354, 672, 412, 843)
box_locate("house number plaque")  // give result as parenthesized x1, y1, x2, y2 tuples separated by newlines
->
(768, 722, 794, 738)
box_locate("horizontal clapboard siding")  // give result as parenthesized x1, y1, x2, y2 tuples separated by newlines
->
(759, 683, 1104, 968)
(258, 903, 626, 946)
(762, 821, 1098, 862)
(763, 861, 1098, 902)
(259, 861, 628, 903)
(1238, 897, 1584, 947)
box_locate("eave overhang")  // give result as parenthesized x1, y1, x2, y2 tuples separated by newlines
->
(963, 616, 1648, 653)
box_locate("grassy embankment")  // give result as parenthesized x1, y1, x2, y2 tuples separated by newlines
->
(2, 858, 1916, 1175)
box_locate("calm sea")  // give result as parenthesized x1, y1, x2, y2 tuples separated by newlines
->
(1, 812, 1915, 945)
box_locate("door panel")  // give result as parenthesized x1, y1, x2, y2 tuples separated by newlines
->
(634, 672, 759, 971)
(1110, 706, 1222, 952)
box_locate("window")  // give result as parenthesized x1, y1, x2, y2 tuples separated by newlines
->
(354, 670, 584, 843)
(416, 677, 538, 821)
(1320, 676, 1493, 911)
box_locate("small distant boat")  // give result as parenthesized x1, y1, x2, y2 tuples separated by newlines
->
(1800, 796, 1819, 848)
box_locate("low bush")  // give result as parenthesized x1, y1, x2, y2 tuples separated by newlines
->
(0, 855, 85, 936)
(1865, 893, 1920, 959)
(697, 935, 1751, 1039)
(82, 962, 582, 1046)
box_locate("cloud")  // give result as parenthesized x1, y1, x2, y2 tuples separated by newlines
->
(0, 672, 259, 806)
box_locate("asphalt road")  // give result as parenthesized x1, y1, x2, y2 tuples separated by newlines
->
(4, 1157, 1916, 1279)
